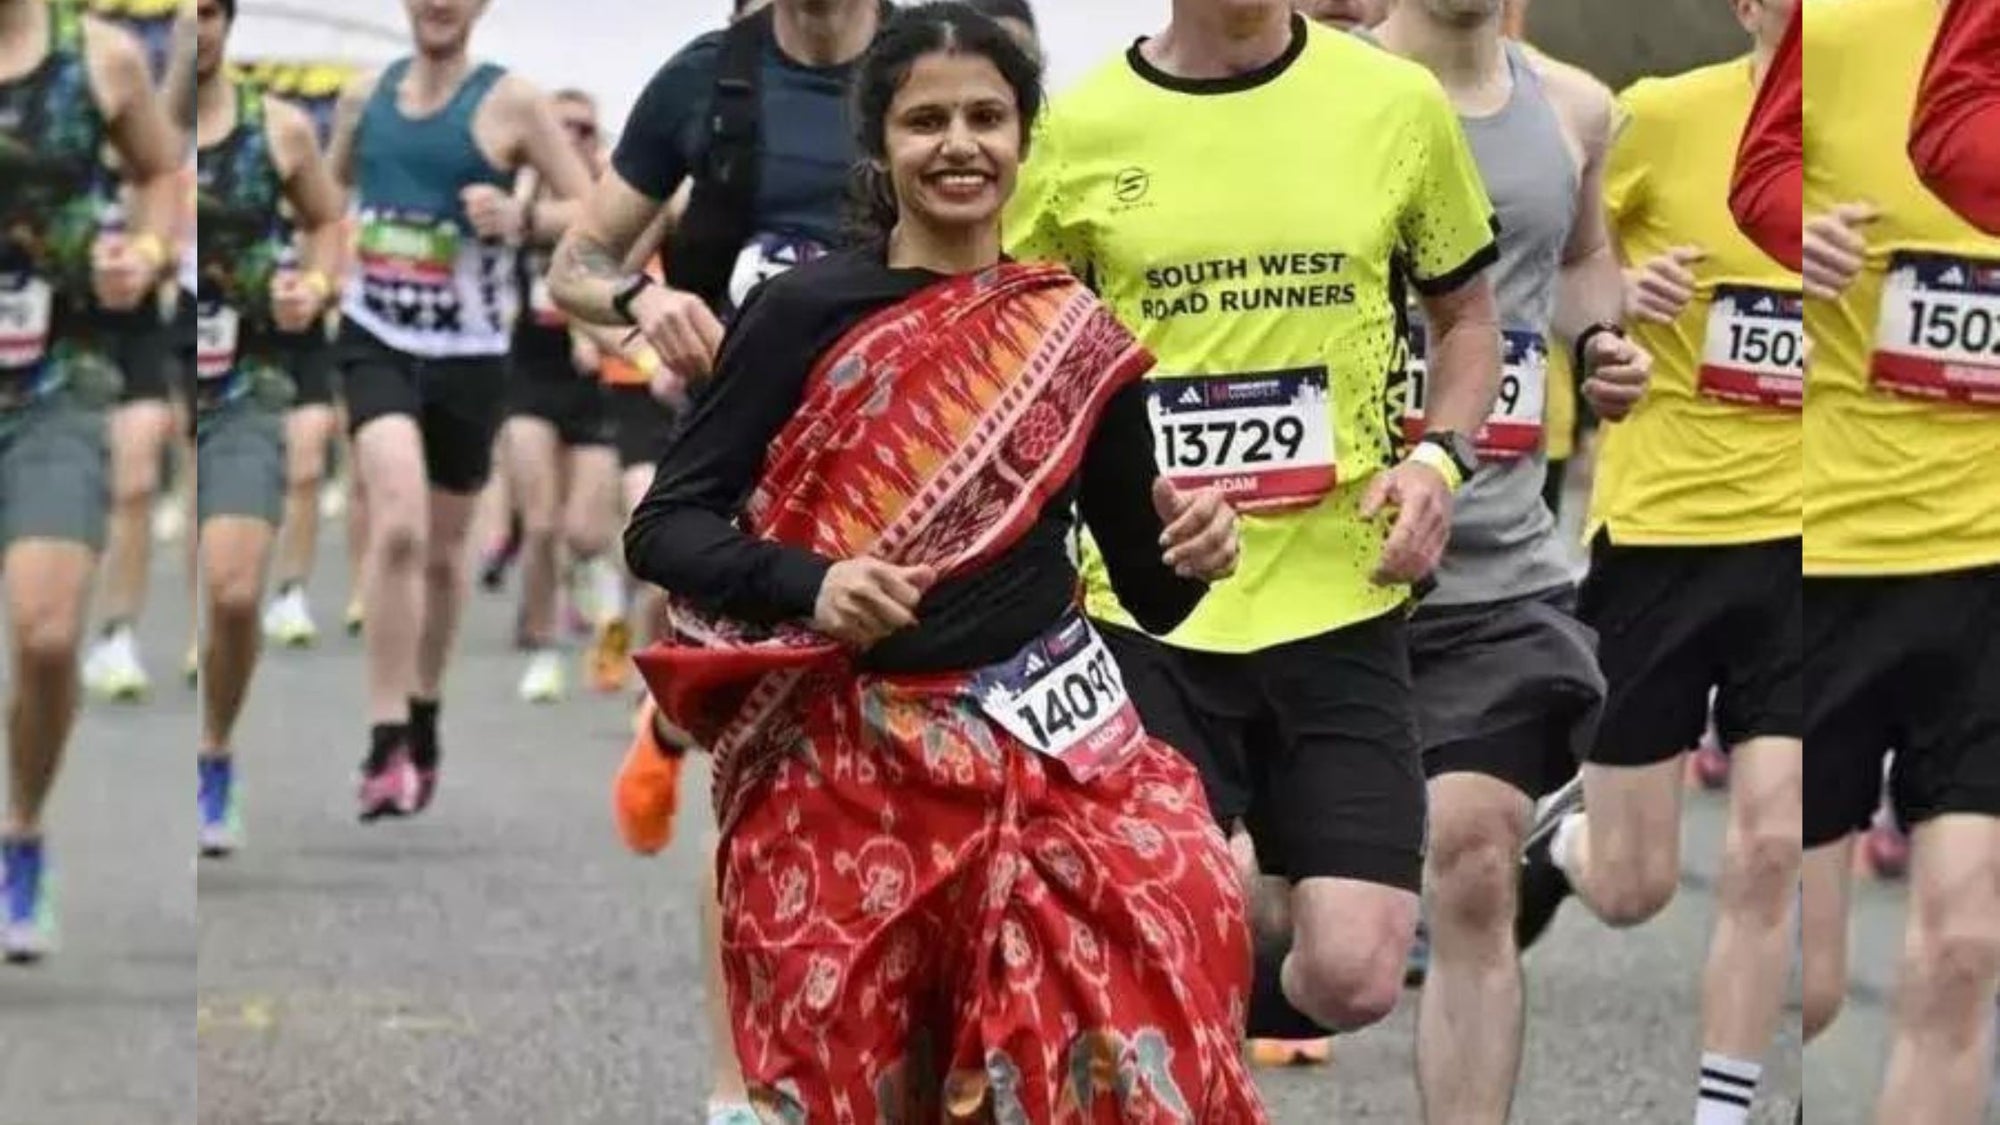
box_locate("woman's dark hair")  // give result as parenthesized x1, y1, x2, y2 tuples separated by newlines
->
(966, 0, 1037, 29)
(845, 2, 1046, 241)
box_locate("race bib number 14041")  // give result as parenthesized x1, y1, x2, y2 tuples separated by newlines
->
(1871, 250, 2000, 407)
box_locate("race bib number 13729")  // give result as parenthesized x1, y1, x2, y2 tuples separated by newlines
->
(1871, 250, 2000, 407)
(1146, 368, 1337, 513)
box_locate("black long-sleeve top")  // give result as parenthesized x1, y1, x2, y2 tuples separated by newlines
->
(622, 246, 1207, 674)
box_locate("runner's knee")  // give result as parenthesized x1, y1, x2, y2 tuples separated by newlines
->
(13, 606, 81, 671)
(204, 557, 264, 622)
(1719, 822, 1802, 918)
(1287, 925, 1405, 1030)
(1429, 820, 1522, 937)
(371, 516, 426, 572)
(1904, 921, 2000, 1029)
(1589, 831, 1679, 926)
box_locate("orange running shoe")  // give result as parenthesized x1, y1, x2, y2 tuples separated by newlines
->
(589, 619, 632, 694)
(1247, 1038, 1333, 1067)
(614, 699, 686, 856)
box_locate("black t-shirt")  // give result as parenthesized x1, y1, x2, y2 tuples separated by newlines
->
(612, 27, 857, 255)
(623, 246, 1207, 674)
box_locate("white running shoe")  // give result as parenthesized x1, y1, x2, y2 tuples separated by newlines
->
(518, 650, 567, 704)
(151, 499, 185, 545)
(82, 626, 150, 702)
(261, 586, 320, 648)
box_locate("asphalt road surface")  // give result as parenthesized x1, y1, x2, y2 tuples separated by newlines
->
(5, 508, 1924, 1125)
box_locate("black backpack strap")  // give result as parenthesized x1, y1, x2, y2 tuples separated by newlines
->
(663, 8, 772, 309)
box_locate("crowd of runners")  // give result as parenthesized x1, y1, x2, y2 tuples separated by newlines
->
(1, 0, 1996, 1120)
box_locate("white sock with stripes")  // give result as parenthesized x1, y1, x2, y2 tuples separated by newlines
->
(1695, 1052, 1760, 1124)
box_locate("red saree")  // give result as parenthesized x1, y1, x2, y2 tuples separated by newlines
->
(634, 263, 1265, 1121)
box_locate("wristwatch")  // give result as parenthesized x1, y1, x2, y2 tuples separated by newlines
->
(611, 272, 656, 327)
(1574, 320, 1626, 376)
(1418, 430, 1479, 485)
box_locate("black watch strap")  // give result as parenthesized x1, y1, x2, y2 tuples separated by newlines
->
(611, 273, 655, 327)
(1574, 321, 1626, 377)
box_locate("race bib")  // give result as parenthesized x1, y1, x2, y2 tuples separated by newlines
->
(0, 273, 53, 371)
(195, 303, 240, 381)
(1403, 327, 1547, 459)
(970, 611, 1143, 783)
(1146, 368, 1337, 512)
(1870, 250, 2000, 407)
(358, 212, 459, 287)
(1699, 284, 1804, 410)
(728, 233, 827, 312)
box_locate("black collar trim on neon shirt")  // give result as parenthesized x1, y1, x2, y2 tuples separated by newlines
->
(1126, 13, 1309, 96)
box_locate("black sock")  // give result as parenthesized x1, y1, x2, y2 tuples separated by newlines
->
(409, 699, 440, 769)
(1246, 929, 1336, 1041)
(368, 723, 410, 772)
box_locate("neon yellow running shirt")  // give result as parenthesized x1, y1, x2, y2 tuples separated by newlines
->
(1006, 17, 1497, 653)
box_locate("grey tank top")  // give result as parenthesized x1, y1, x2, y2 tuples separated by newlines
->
(1417, 41, 1580, 607)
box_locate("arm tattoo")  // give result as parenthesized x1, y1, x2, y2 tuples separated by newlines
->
(557, 231, 626, 286)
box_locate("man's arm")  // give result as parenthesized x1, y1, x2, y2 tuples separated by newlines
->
(1534, 54, 1625, 344)
(325, 70, 382, 189)
(1910, 0, 2000, 235)
(268, 97, 346, 282)
(1416, 276, 1504, 437)
(85, 17, 180, 246)
(547, 171, 672, 324)
(1730, 5, 1803, 270)
(495, 76, 594, 239)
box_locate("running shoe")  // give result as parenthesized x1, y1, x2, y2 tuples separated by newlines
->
(83, 625, 150, 702)
(151, 496, 184, 545)
(1517, 777, 1584, 953)
(198, 756, 243, 858)
(614, 699, 687, 856)
(357, 746, 420, 822)
(1247, 1037, 1333, 1067)
(478, 514, 524, 592)
(1864, 817, 1911, 881)
(589, 619, 632, 695)
(2, 837, 55, 963)
(262, 585, 320, 648)
(1404, 917, 1431, 988)
(518, 649, 568, 704)
(706, 1102, 762, 1125)
(1689, 732, 1730, 791)
(343, 596, 364, 637)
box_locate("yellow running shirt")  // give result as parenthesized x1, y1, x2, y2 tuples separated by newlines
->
(1804, 0, 2000, 576)
(1593, 58, 1804, 546)
(1005, 17, 1498, 653)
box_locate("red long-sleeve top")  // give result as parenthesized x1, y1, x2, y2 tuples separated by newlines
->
(1730, 5, 1804, 270)
(1910, 0, 2000, 235)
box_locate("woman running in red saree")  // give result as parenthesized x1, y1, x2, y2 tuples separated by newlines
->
(621, 4, 1267, 1120)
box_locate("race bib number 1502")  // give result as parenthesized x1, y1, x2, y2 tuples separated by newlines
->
(1700, 283, 1804, 409)
(1871, 250, 2000, 407)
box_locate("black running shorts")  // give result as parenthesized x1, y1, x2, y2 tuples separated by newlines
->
(1100, 609, 1425, 893)
(1579, 534, 1802, 767)
(1804, 566, 2000, 849)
